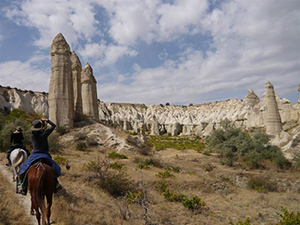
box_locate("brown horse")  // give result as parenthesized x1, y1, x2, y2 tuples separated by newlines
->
(27, 162, 54, 225)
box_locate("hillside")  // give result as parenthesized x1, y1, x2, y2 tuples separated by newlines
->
(1, 121, 299, 225)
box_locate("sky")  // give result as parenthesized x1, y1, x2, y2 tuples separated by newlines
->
(0, 0, 299, 105)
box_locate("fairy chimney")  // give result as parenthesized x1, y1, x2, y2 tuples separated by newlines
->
(71, 51, 83, 121)
(81, 63, 99, 120)
(265, 81, 282, 135)
(244, 89, 259, 108)
(298, 83, 300, 103)
(48, 33, 74, 128)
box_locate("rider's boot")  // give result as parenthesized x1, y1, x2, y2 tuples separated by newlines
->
(6, 159, 11, 166)
(54, 178, 63, 193)
(21, 185, 27, 196)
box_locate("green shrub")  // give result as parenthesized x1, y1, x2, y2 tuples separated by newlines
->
(165, 165, 181, 173)
(276, 207, 300, 225)
(163, 189, 186, 202)
(229, 217, 251, 225)
(56, 126, 69, 135)
(247, 176, 277, 192)
(84, 159, 134, 197)
(53, 155, 69, 165)
(108, 152, 128, 159)
(206, 127, 291, 169)
(76, 142, 87, 151)
(109, 162, 125, 170)
(147, 135, 206, 152)
(49, 132, 63, 152)
(98, 170, 133, 197)
(156, 180, 168, 192)
(182, 195, 206, 211)
(293, 153, 300, 169)
(156, 171, 175, 179)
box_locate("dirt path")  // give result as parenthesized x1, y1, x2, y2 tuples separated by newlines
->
(0, 161, 37, 225)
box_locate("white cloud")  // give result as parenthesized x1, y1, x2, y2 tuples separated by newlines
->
(3, 0, 99, 48)
(0, 60, 50, 92)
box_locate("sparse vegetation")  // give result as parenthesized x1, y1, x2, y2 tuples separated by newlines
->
(76, 141, 87, 151)
(147, 135, 206, 152)
(247, 176, 277, 192)
(182, 195, 206, 212)
(56, 126, 69, 135)
(276, 207, 300, 225)
(229, 217, 251, 225)
(156, 170, 175, 179)
(108, 151, 128, 159)
(206, 124, 291, 169)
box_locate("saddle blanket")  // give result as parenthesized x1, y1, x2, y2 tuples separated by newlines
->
(19, 150, 61, 177)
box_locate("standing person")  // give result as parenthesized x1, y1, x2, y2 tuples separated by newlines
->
(6, 126, 30, 166)
(19, 118, 62, 195)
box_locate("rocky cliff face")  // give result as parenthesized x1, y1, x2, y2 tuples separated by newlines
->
(0, 86, 48, 116)
(1, 83, 299, 157)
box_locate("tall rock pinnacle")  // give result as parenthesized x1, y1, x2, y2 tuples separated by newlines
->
(48, 33, 74, 128)
(71, 51, 83, 121)
(265, 81, 282, 135)
(81, 63, 99, 120)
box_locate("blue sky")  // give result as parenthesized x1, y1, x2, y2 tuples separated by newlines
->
(0, 0, 299, 105)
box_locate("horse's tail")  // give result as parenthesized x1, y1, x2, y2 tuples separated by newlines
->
(29, 162, 54, 224)
(11, 149, 27, 168)
(12, 151, 25, 167)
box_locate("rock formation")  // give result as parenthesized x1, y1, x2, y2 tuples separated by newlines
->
(264, 81, 282, 135)
(81, 63, 99, 120)
(244, 89, 259, 108)
(71, 51, 83, 121)
(298, 83, 300, 103)
(48, 33, 74, 128)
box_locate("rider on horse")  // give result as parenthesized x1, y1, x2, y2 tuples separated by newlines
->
(19, 118, 62, 195)
(6, 126, 30, 166)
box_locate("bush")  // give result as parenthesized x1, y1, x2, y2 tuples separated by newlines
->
(156, 171, 175, 179)
(276, 207, 300, 225)
(49, 132, 63, 152)
(293, 153, 300, 169)
(182, 195, 206, 211)
(206, 127, 291, 169)
(108, 152, 128, 159)
(84, 159, 134, 197)
(56, 126, 69, 135)
(76, 142, 87, 151)
(247, 176, 277, 192)
(53, 155, 69, 165)
(109, 162, 125, 170)
(229, 217, 252, 225)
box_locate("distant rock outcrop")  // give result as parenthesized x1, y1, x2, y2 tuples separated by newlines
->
(264, 81, 282, 135)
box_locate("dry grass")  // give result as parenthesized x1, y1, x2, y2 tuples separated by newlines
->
(0, 169, 30, 225)
(1, 123, 300, 225)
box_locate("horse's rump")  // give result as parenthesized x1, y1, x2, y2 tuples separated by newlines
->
(28, 162, 54, 225)
(10, 148, 27, 167)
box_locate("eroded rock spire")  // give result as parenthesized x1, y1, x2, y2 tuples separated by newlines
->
(265, 81, 282, 135)
(71, 51, 83, 121)
(81, 63, 99, 120)
(48, 33, 74, 128)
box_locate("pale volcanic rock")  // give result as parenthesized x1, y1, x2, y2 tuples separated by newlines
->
(81, 63, 99, 120)
(49, 33, 74, 128)
(71, 51, 83, 121)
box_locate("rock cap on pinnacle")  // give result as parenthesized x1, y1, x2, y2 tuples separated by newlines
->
(50, 33, 71, 56)
(82, 63, 97, 83)
(71, 51, 82, 69)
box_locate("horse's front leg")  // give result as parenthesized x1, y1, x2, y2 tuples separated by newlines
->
(12, 167, 17, 182)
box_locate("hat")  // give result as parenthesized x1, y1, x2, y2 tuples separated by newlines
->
(31, 120, 43, 131)
(16, 126, 22, 131)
